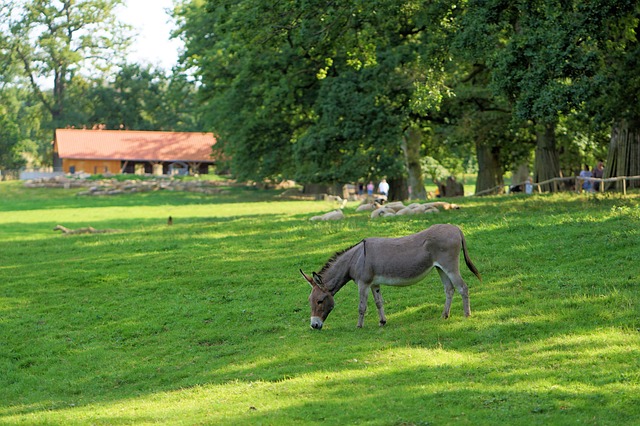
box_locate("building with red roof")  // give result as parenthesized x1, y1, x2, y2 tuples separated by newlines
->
(53, 129, 217, 175)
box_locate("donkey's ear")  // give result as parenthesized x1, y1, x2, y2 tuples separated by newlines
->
(300, 269, 315, 287)
(312, 272, 324, 286)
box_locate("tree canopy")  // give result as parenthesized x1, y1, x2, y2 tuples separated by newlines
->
(174, 0, 640, 195)
(177, 0, 462, 197)
(2, 0, 130, 124)
(2, 0, 639, 195)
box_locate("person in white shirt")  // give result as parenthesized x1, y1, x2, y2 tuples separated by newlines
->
(525, 177, 533, 194)
(378, 178, 389, 197)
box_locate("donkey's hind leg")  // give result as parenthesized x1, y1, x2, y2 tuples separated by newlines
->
(448, 271, 471, 317)
(371, 285, 387, 326)
(437, 268, 455, 319)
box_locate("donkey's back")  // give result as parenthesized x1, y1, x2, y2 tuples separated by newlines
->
(356, 224, 480, 287)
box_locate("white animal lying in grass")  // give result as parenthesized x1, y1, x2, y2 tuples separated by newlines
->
(309, 210, 346, 221)
(369, 201, 457, 218)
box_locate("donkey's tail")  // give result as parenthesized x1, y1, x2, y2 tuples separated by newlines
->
(460, 229, 481, 281)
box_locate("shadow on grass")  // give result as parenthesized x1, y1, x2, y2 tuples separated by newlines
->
(218, 358, 636, 424)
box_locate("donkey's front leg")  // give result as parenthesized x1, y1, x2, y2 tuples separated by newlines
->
(357, 282, 370, 328)
(371, 285, 387, 326)
(437, 268, 455, 319)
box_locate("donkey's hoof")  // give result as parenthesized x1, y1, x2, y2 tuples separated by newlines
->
(379, 320, 386, 326)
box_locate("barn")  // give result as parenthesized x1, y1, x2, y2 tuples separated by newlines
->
(53, 129, 217, 176)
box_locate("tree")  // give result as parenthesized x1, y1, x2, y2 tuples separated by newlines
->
(456, 0, 636, 191)
(432, 61, 534, 195)
(175, 0, 305, 181)
(590, 5, 640, 189)
(1, 1, 205, 169)
(1, 0, 130, 165)
(0, 106, 23, 170)
(177, 0, 459, 199)
(60, 62, 203, 133)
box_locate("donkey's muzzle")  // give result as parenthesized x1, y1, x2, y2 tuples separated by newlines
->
(310, 317, 323, 330)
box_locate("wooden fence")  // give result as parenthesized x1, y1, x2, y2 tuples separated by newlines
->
(474, 175, 640, 197)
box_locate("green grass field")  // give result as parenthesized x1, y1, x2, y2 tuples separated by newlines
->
(1, 180, 639, 425)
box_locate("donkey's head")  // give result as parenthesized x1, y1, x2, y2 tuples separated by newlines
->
(300, 269, 334, 330)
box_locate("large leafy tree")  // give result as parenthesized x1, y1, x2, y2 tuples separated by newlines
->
(457, 0, 636, 191)
(174, 0, 639, 194)
(590, 5, 640, 189)
(1, 0, 130, 165)
(0, 0, 206, 169)
(435, 63, 535, 194)
(176, 0, 303, 181)
(294, 1, 459, 199)
(176, 0, 459, 198)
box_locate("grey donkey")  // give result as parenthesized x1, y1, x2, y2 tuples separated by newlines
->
(300, 224, 481, 329)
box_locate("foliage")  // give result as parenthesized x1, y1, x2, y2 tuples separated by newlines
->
(556, 114, 610, 175)
(457, 0, 635, 125)
(0, 1, 203, 168)
(420, 156, 450, 183)
(0, 85, 45, 169)
(64, 64, 203, 131)
(1, 182, 639, 424)
(1, 0, 130, 124)
(432, 63, 535, 191)
(0, 106, 23, 169)
(172, 0, 635, 190)
(0, 0, 131, 167)
(452, 0, 640, 189)
(1, 0, 638, 188)
(177, 0, 461, 184)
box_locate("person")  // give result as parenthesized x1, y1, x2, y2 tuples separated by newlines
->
(378, 178, 389, 197)
(525, 177, 533, 194)
(579, 165, 593, 192)
(592, 161, 604, 191)
(366, 181, 374, 196)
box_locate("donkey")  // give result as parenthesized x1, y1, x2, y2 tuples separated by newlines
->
(299, 224, 481, 329)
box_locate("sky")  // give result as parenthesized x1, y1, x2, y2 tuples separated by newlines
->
(116, 0, 183, 70)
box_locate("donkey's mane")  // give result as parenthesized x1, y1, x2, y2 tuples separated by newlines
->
(318, 240, 363, 277)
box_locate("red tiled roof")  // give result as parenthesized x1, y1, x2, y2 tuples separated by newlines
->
(55, 129, 217, 163)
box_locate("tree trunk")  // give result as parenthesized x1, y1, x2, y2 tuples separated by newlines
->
(475, 142, 504, 195)
(511, 163, 530, 190)
(605, 119, 640, 190)
(401, 126, 427, 200)
(534, 122, 561, 192)
(388, 176, 408, 201)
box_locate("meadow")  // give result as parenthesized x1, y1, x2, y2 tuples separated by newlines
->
(0, 180, 639, 425)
